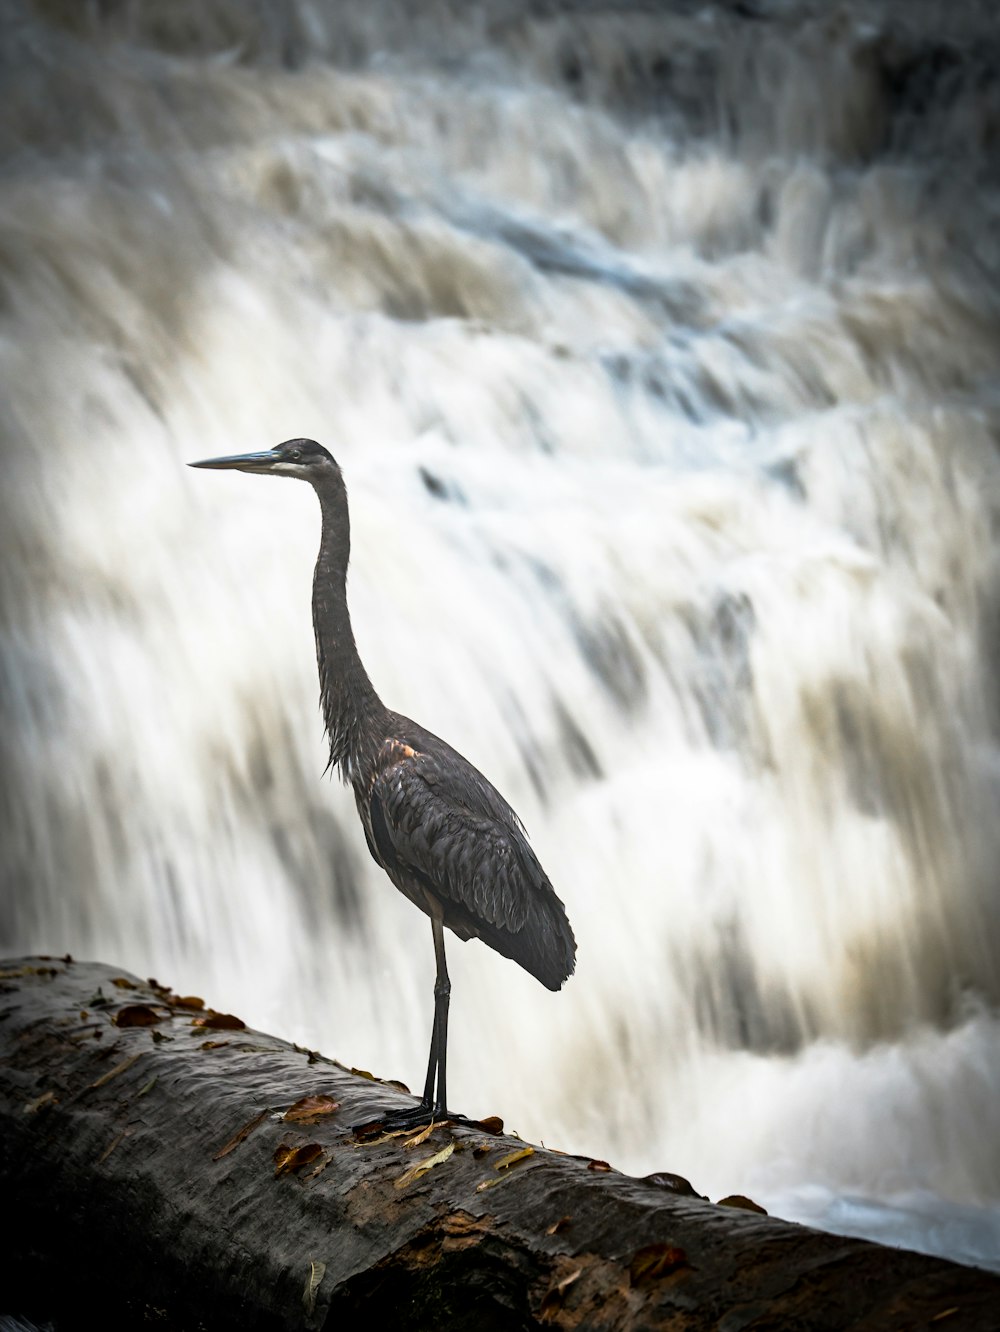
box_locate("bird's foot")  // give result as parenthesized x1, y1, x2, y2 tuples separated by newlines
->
(352, 1101, 496, 1137)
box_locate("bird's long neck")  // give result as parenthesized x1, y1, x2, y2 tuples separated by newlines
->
(312, 477, 385, 780)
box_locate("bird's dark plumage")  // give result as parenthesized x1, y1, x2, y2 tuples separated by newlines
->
(363, 724, 575, 991)
(190, 437, 575, 1124)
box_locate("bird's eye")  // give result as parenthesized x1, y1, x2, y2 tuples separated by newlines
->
(289, 448, 302, 462)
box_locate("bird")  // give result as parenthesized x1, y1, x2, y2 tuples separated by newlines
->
(189, 438, 576, 1127)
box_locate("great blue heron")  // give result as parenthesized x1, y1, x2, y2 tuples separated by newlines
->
(190, 438, 575, 1127)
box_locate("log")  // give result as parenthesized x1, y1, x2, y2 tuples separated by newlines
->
(0, 957, 997, 1331)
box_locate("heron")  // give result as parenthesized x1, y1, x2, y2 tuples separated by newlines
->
(190, 438, 576, 1127)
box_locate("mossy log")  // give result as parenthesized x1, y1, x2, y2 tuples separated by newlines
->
(0, 957, 997, 1331)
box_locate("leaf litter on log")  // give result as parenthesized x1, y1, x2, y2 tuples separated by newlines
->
(394, 1141, 454, 1189)
(213, 1109, 269, 1161)
(283, 1095, 341, 1124)
(629, 1243, 690, 1285)
(274, 1143, 324, 1177)
(192, 1012, 245, 1030)
(113, 1005, 163, 1027)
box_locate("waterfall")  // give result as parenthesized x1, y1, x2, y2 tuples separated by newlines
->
(3, 0, 999, 1269)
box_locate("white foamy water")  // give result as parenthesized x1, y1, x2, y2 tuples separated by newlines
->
(3, 0, 1000, 1271)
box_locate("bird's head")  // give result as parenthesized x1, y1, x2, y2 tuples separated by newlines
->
(188, 437, 338, 482)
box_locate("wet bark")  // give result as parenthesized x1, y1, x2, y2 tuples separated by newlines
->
(1, 957, 997, 1331)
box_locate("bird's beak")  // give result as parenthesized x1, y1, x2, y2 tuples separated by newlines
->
(188, 450, 283, 473)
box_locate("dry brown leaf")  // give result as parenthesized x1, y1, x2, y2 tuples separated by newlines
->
(97, 1129, 128, 1164)
(303, 1260, 327, 1317)
(472, 1143, 493, 1160)
(546, 1216, 572, 1236)
(494, 1146, 535, 1171)
(640, 1171, 700, 1197)
(284, 1094, 341, 1124)
(23, 1090, 58, 1114)
(586, 1158, 612, 1172)
(394, 1141, 455, 1189)
(213, 1108, 269, 1161)
(90, 1052, 143, 1088)
(113, 1004, 163, 1028)
(172, 995, 205, 1011)
(629, 1243, 689, 1285)
(192, 1011, 245, 1030)
(716, 1194, 767, 1215)
(111, 977, 137, 989)
(200, 1040, 230, 1050)
(274, 1142, 324, 1177)
(350, 1067, 375, 1080)
(476, 1115, 504, 1135)
(403, 1121, 440, 1149)
(475, 1175, 509, 1192)
(539, 1266, 583, 1321)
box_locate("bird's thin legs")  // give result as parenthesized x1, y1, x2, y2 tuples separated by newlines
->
(429, 915, 450, 1114)
(411, 918, 451, 1115)
(356, 916, 464, 1132)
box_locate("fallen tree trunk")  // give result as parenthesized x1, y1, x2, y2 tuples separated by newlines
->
(0, 957, 997, 1331)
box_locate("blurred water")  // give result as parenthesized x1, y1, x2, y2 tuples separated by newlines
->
(2, 0, 1000, 1270)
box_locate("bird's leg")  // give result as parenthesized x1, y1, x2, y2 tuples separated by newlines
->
(429, 915, 450, 1116)
(356, 917, 468, 1133)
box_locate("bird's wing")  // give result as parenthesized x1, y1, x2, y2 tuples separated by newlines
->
(367, 748, 538, 935)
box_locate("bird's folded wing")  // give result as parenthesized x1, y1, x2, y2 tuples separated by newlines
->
(368, 756, 541, 934)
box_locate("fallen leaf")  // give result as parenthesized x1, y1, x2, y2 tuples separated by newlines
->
(494, 1146, 535, 1171)
(192, 1011, 245, 1030)
(629, 1243, 689, 1285)
(350, 1067, 375, 1080)
(303, 1259, 327, 1317)
(172, 995, 205, 1011)
(97, 1130, 128, 1164)
(24, 1090, 58, 1114)
(200, 1040, 230, 1050)
(539, 1266, 583, 1320)
(472, 1143, 493, 1160)
(587, 1159, 612, 1172)
(394, 1141, 455, 1189)
(274, 1142, 324, 1177)
(475, 1175, 510, 1192)
(475, 1115, 504, 1135)
(111, 978, 138, 989)
(640, 1171, 701, 1197)
(403, 1121, 441, 1148)
(114, 1005, 163, 1028)
(302, 1153, 332, 1182)
(90, 1053, 143, 1088)
(284, 1095, 341, 1125)
(716, 1194, 767, 1215)
(213, 1108, 269, 1160)
(136, 1076, 158, 1097)
(546, 1216, 572, 1236)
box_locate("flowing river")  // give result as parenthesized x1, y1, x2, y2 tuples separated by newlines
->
(2, 0, 999, 1270)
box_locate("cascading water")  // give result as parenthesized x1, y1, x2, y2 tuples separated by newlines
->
(2, 0, 999, 1270)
